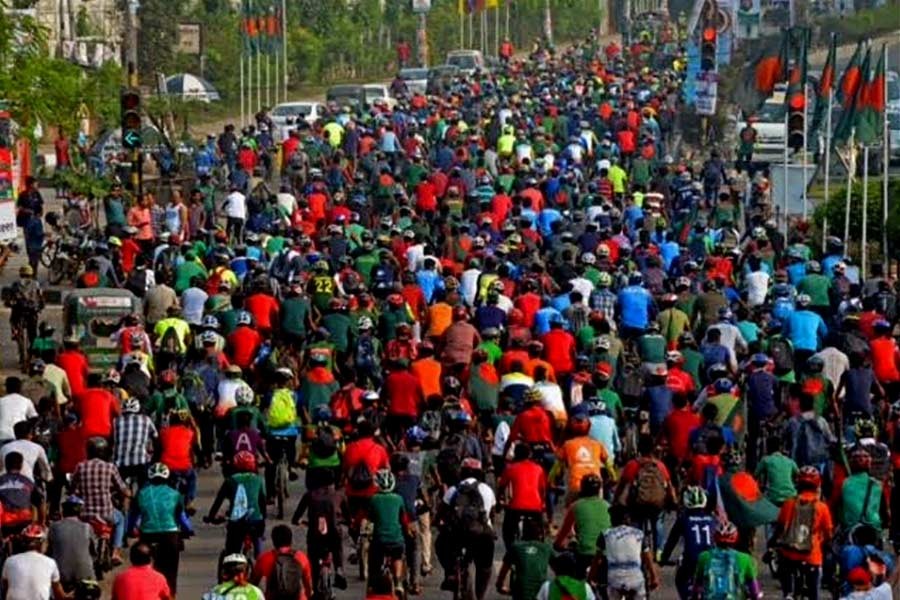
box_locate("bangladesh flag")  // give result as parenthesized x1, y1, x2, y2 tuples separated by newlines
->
(838, 41, 863, 108)
(733, 29, 789, 116)
(783, 27, 809, 112)
(834, 45, 871, 146)
(241, 0, 261, 56)
(856, 43, 886, 145)
(810, 32, 836, 135)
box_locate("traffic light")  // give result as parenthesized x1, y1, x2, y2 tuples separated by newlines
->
(700, 27, 717, 72)
(787, 91, 806, 151)
(120, 88, 142, 150)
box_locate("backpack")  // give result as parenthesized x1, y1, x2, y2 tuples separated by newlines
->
(778, 499, 816, 553)
(794, 419, 829, 467)
(159, 326, 182, 355)
(437, 434, 466, 486)
(617, 364, 644, 401)
(181, 371, 212, 410)
(632, 459, 668, 510)
(704, 548, 739, 599)
(311, 424, 337, 457)
(769, 337, 794, 374)
(126, 267, 148, 298)
(268, 389, 297, 429)
(452, 480, 488, 536)
(268, 552, 304, 600)
(348, 460, 373, 491)
(355, 335, 378, 370)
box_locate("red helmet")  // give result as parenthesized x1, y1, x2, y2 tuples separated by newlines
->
(159, 369, 177, 386)
(715, 520, 739, 545)
(232, 450, 257, 473)
(569, 416, 591, 436)
(796, 466, 821, 489)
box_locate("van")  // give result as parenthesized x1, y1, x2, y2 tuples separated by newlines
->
(445, 50, 485, 75)
(326, 84, 365, 108)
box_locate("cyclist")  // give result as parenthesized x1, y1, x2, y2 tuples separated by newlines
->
(497, 443, 546, 552)
(838, 449, 889, 532)
(690, 521, 760, 600)
(659, 486, 717, 600)
(495, 516, 552, 600)
(770, 465, 833, 599)
(250, 524, 312, 600)
(0, 450, 43, 534)
(1, 523, 68, 600)
(203, 553, 264, 600)
(436, 458, 496, 599)
(205, 450, 267, 558)
(554, 473, 611, 575)
(301, 404, 343, 491)
(367, 468, 409, 594)
(71, 437, 129, 565)
(592, 505, 659, 599)
(551, 405, 613, 506)
(265, 368, 300, 498)
(5, 265, 43, 370)
(291, 468, 348, 593)
(47, 495, 94, 593)
(133, 463, 187, 595)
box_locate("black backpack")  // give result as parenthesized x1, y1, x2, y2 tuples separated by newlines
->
(769, 337, 794, 374)
(617, 364, 644, 402)
(267, 551, 303, 600)
(452, 480, 488, 536)
(348, 460, 373, 491)
(311, 424, 337, 457)
(436, 433, 466, 486)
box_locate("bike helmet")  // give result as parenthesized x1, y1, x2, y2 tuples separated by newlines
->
(460, 457, 483, 472)
(714, 520, 739, 545)
(201, 315, 220, 330)
(122, 398, 141, 414)
(199, 330, 218, 345)
(706, 363, 729, 381)
(222, 553, 249, 567)
(682, 486, 708, 510)
(524, 387, 544, 404)
(597, 272, 612, 287)
(713, 378, 733, 394)
(375, 468, 396, 493)
(234, 384, 254, 407)
(854, 418, 878, 439)
(597, 244, 611, 257)
(665, 350, 683, 364)
(806, 260, 821, 273)
(751, 353, 769, 366)
(358, 316, 374, 330)
(796, 293, 812, 307)
(581, 252, 596, 265)
(232, 450, 258, 473)
(21, 523, 46, 541)
(849, 448, 873, 472)
(405, 425, 427, 446)
(806, 355, 825, 373)
(62, 495, 85, 511)
(148, 462, 171, 480)
(87, 436, 109, 455)
(580, 473, 602, 497)
(312, 404, 332, 424)
(19, 265, 33, 278)
(420, 411, 442, 437)
(593, 336, 611, 351)
(237, 310, 253, 326)
(796, 465, 821, 489)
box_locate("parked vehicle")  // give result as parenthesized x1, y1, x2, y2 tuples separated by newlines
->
(445, 49, 484, 75)
(326, 84, 366, 108)
(426, 64, 460, 95)
(62, 288, 141, 372)
(271, 101, 326, 139)
(397, 68, 429, 95)
(362, 84, 397, 109)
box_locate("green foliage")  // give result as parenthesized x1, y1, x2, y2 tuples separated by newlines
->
(137, 0, 188, 81)
(815, 0, 900, 45)
(813, 176, 900, 260)
(52, 168, 112, 199)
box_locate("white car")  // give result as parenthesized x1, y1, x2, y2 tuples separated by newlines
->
(397, 68, 429, 96)
(887, 71, 899, 113)
(737, 91, 787, 161)
(446, 49, 485, 76)
(271, 102, 326, 139)
(889, 110, 900, 164)
(362, 84, 397, 109)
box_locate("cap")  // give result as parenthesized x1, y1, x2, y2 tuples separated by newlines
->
(847, 567, 871, 587)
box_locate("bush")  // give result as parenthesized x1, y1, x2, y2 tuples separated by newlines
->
(813, 176, 900, 261)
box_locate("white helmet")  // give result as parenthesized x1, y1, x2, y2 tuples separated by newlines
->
(234, 384, 254, 406)
(147, 463, 170, 480)
(581, 252, 596, 265)
(358, 316, 374, 330)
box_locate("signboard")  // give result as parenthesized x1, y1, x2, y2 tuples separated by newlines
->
(176, 23, 201, 55)
(714, 0, 734, 64)
(0, 147, 15, 243)
(412, 0, 432, 12)
(736, 0, 761, 39)
(683, 40, 700, 105)
(695, 72, 718, 115)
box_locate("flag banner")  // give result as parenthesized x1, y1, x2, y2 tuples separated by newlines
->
(811, 33, 836, 135)
(732, 28, 788, 115)
(837, 40, 863, 108)
(486, 0, 500, 8)
(834, 45, 871, 146)
(856, 43, 886, 145)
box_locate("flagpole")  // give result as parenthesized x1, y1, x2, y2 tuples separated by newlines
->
(495, 5, 500, 57)
(844, 127, 855, 249)
(822, 89, 833, 252)
(281, 0, 287, 101)
(783, 111, 789, 238)
(504, 0, 509, 40)
(266, 49, 271, 109)
(802, 76, 808, 220)
(883, 43, 889, 264)
(274, 36, 279, 105)
(240, 46, 245, 127)
(257, 39, 262, 113)
(862, 145, 869, 278)
(460, 8, 464, 49)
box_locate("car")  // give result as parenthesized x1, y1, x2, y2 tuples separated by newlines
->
(326, 84, 366, 109)
(397, 68, 429, 95)
(889, 109, 900, 164)
(446, 49, 484, 75)
(270, 101, 326, 139)
(362, 84, 397, 109)
(426, 64, 460, 95)
(887, 71, 900, 113)
(737, 87, 787, 161)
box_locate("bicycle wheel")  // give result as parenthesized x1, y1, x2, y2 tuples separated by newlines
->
(275, 457, 289, 520)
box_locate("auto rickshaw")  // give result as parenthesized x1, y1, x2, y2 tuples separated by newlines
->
(62, 288, 141, 372)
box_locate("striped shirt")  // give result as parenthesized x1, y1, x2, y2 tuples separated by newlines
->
(112, 414, 157, 469)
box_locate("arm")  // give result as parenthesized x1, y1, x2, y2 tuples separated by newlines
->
(553, 507, 576, 551)
(205, 480, 230, 519)
(659, 516, 684, 564)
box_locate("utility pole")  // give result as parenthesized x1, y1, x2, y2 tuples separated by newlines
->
(543, 0, 553, 45)
(124, 0, 139, 85)
(416, 12, 427, 67)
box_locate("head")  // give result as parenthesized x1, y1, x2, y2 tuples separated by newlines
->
(271, 524, 293, 548)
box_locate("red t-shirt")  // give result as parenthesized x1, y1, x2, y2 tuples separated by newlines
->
(343, 437, 390, 497)
(111, 564, 171, 600)
(160, 425, 195, 471)
(499, 459, 546, 512)
(76, 388, 119, 439)
(415, 180, 438, 213)
(244, 293, 280, 333)
(515, 293, 542, 328)
(251, 548, 313, 600)
(509, 406, 554, 446)
(870, 337, 900, 383)
(620, 457, 671, 487)
(57, 350, 89, 395)
(56, 426, 87, 474)
(227, 326, 262, 369)
(542, 329, 576, 375)
(384, 370, 423, 418)
(662, 408, 702, 462)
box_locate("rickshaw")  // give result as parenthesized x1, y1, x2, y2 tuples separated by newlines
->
(62, 288, 141, 372)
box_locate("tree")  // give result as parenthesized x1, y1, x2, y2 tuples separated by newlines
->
(137, 0, 189, 83)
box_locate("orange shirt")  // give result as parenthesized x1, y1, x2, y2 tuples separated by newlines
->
(427, 303, 453, 338)
(411, 357, 443, 400)
(160, 425, 195, 471)
(557, 437, 609, 492)
(525, 358, 557, 383)
(776, 492, 833, 566)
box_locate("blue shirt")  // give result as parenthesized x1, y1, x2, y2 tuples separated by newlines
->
(617, 285, 653, 330)
(644, 385, 673, 433)
(786, 262, 807, 286)
(783, 309, 827, 352)
(416, 270, 443, 303)
(533, 307, 564, 337)
(538, 208, 563, 237)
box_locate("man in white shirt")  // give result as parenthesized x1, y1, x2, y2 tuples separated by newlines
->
(0, 378, 38, 444)
(222, 185, 247, 244)
(1, 524, 67, 600)
(0, 421, 52, 483)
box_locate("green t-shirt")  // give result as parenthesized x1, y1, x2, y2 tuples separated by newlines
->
(174, 260, 208, 295)
(354, 253, 379, 285)
(206, 582, 265, 600)
(507, 541, 552, 600)
(597, 388, 622, 419)
(753, 452, 798, 505)
(477, 341, 503, 365)
(797, 274, 831, 307)
(369, 492, 407, 546)
(694, 548, 758, 596)
(638, 334, 666, 364)
(658, 308, 690, 345)
(841, 472, 882, 529)
(137, 483, 183, 534)
(572, 496, 611, 556)
(226, 472, 265, 522)
(576, 326, 596, 353)
(281, 296, 311, 337)
(321, 312, 353, 353)
(682, 348, 704, 389)
(229, 406, 265, 434)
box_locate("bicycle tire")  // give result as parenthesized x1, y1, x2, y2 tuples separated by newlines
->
(275, 457, 289, 519)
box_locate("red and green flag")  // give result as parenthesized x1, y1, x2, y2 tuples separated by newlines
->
(240, 0, 261, 56)
(810, 32, 836, 135)
(837, 40, 863, 108)
(733, 28, 789, 116)
(834, 44, 871, 146)
(856, 43, 886, 145)
(784, 27, 809, 111)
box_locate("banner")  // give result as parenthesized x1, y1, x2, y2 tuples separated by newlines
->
(0, 147, 16, 243)
(683, 40, 701, 105)
(735, 0, 760, 39)
(696, 71, 719, 115)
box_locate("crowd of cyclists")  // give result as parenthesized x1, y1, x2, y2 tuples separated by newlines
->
(2, 12, 899, 600)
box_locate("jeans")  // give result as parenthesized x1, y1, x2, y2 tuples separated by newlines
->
(111, 509, 125, 549)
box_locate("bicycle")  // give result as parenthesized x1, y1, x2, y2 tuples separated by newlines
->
(273, 451, 290, 520)
(315, 552, 335, 600)
(452, 545, 475, 600)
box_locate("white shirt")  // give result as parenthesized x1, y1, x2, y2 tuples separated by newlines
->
(443, 479, 496, 527)
(1, 550, 60, 600)
(223, 191, 247, 220)
(569, 277, 594, 305)
(0, 440, 52, 482)
(460, 269, 482, 307)
(215, 379, 244, 417)
(841, 583, 892, 600)
(0, 394, 37, 442)
(492, 420, 510, 457)
(814, 346, 849, 398)
(406, 244, 425, 272)
(535, 381, 565, 421)
(744, 271, 770, 307)
(276, 192, 297, 215)
(181, 287, 209, 325)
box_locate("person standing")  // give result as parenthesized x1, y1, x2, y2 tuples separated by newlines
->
(223, 184, 247, 244)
